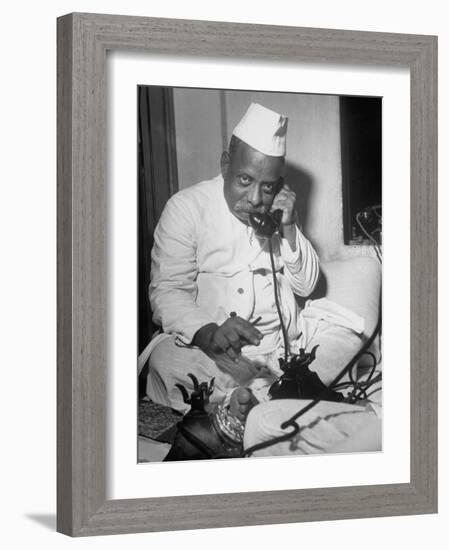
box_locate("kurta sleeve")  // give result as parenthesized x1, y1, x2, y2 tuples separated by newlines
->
(149, 194, 214, 344)
(279, 225, 320, 297)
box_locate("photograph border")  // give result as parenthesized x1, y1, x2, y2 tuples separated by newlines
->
(57, 12, 437, 536)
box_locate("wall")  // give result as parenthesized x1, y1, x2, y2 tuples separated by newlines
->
(2, 2, 446, 550)
(173, 88, 224, 188)
(174, 87, 375, 261)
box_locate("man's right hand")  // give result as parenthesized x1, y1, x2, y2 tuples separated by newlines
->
(192, 316, 263, 363)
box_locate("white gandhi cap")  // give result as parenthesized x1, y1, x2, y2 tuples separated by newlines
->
(232, 103, 288, 157)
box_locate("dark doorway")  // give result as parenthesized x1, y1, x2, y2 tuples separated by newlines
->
(340, 96, 382, 245)
(138, 86, 178, 354)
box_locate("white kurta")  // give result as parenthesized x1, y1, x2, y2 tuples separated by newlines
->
(149, 174, 320, 358)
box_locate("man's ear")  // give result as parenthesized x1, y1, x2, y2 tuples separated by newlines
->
(220, 151, 230, 178)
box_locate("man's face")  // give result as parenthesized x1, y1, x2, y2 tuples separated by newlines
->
(221, 140, 284, 224)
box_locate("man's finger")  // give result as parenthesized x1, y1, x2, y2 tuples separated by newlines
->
(222, 328, 242, 353)
(225, 346, 240, 363)
(214, 328, 241, 362)
(276, 186, 295, 199)
(211, 330, 230, 353)
(273, 194, 295, 206)
(232, 316, 263, 337)
(232, 319, 263, 345)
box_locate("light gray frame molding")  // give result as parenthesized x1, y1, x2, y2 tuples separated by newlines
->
(57, 12, 438, 537)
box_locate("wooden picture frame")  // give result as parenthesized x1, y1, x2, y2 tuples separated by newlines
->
(57, 12, 437, 536)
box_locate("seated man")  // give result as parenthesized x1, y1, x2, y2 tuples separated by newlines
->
(144, 102, 373, 440)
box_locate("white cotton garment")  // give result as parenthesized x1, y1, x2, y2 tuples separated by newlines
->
(149, 174, 321, 355)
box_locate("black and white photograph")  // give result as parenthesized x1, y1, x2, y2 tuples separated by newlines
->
(137, 87, 382, 462)
(2, 0, 442, 544)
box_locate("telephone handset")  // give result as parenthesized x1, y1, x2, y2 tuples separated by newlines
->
(248, 209, 283, 239)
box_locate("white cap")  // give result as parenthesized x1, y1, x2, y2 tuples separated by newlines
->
(232, 103, 288, 157)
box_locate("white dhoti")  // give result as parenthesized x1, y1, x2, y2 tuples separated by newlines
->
(145, 299, 382, 456)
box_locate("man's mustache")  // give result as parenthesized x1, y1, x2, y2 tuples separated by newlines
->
(234, 204, 265, 214)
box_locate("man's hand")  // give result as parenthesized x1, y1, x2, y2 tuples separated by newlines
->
(192, 316, 263, 362)
(271, 180, 297, 227)
(271, 181, 298, 249)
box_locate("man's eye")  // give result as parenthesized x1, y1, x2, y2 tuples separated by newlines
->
(238, 175, 251, 185)
(263, 183, 274, 193)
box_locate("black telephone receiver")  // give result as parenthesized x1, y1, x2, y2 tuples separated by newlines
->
(249, 209, 283, 239)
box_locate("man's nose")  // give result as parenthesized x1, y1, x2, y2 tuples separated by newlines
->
(247, 183, 262, 207)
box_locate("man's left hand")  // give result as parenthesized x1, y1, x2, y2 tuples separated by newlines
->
(271, 181, 297, 228)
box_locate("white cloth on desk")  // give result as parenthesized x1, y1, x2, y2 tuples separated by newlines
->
(244, 398, 382, 457)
